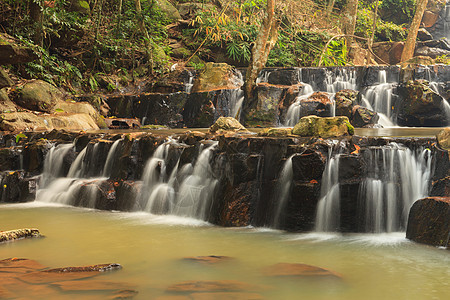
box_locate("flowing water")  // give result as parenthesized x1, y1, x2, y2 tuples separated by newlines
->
(0, 203, 448, 299)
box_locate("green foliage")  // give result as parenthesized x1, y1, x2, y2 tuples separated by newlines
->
(379, 0, 417, 25)
(321, 39, 347, 66)
(355, 8, 407, 42)
(15, 133, 27, 144)
(435, 55, 450, 65)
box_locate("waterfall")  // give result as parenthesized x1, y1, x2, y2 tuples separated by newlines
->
(102, 139, 122, 177)
(271, 155, 295, 228)
(283, 84, 314, 126)
(315, 153, 341, 232)
(228, 89, 244, 120)
(185, 70, 194, 93)
(326, 69, 356, 93)
(361, 70, 395, 127)
(40, 143, 73, 188)
(359, 143, 432, 233)
(444, 2, 450, 39)
(256, 70, 271, 84)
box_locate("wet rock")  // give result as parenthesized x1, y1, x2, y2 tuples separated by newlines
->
(431, 176, 450, 197)
(183, 91, 215, 127)
(22, 139, 52, 174)
(397, 80, 448, 127)
(0, 228, 41, 243)
(183, 256, 233, 264)
(16, 80, 63, 113)
(258, 128, 292, 137)
(267, 68, 301, 86)
(291, 149, 326, 182)
(210, 117, 246, 133)
(0, 147, 21, 171)
(300, 92, 333, 118)
(0, 33, 38, 65)
(0, 171, 35, 203)
(417, 28, 433, 41)
(283, 182, 321, 231)
(166, 280, 259, 293)
(50, 280, 133, 292)
(335, 89, 358, 118)
(192, 63, 243, 93)
(406, 197, 450, 248)
(437, 128, 450, 150)
(292, 116, 354, 138)
(262, 263, 341, 278)
(351, 105, 379, 128)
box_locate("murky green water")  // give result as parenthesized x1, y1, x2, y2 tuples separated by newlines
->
(1, 203, 448, 299)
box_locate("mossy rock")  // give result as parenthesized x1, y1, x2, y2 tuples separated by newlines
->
(292, 115, 354, 138)
(258, 128, 293, 137)
(210, 117, 247, 133)
(155, 0, 182, 21)
(16, 80, 64, 113)
(69, 1, 90, 14)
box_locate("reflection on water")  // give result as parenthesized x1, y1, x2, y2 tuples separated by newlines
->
(0, 204, 449, 299)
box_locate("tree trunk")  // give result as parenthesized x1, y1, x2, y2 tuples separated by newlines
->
(342, 0, 358, 46)
(134, 0, 153, 71)
(401, 0, 429, 62)
(326, 0, 336, 16)
(29, 0, 43, 47)
(243, 0, 279, 116)
(368, 0, 380, 49)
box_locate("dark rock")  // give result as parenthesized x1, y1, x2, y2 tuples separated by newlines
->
(406, 197, 449, 248)
(417, 28, 433, 41)
(397, 80, 449, 127)
(291, 150, 326, 181)
(267, 68, 301, 86)
(262, 263, 341, 278)
(351, 105, 379, 128)
(0, 171, 35, 203)
(0, 33, 38, 65)
(300, 92, 333, 118)
(0, 67, 13, 88)
(183, 91, 215, 128)
(335, 89, 359, 118)
(414, 46, 450, 59)
(431, 176, 450, 197)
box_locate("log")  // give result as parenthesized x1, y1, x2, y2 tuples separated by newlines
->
(0, 228, 41, 243)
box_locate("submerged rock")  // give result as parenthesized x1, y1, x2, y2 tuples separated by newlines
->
(263, 263, 341, 279)
(166, 280, 260, 293)
(0, 228, 41, 243)
(406, 197, 450, 249)
(210, 117, 247, 133)
(182, 256, 233, 264)
(292, 116, 354, 138)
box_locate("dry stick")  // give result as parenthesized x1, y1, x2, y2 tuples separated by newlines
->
(318, 34, 389, 66)
(184, 2, 231, 66)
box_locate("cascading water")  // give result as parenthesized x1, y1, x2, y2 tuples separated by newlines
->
(325, 69, 356, 93)
(315, 152, 341, 232)
(271, 154, 295, 228)
(184, 70, 194, 93)
(359, 143, 432, 233)
(40, 143, 73, 187)
(361, 70, 396, 127)
(284, 84, 314, 126)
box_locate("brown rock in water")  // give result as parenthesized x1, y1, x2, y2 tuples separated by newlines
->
(0, 228, 41, 243)
(190, 292, 263, 300)
(210, 117, 247, 133)
(263, 263, 341, 279)
(406, 197, 450, 249)
(192, 63, 243, 93)
(299, 92, 333, 118)
(0, 258, 47, 273)
(183, 256, 233, 264)
(166, 280, 259, 293)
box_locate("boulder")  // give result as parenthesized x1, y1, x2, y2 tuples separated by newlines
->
(421, 10, 439, 28)
(210, 117, 246, 133)
(0, 112, 100, 132)
(192, 63, 243, 93)
(17, 80, 64, 113)
(397, 80, 448, 127)
(0, 67, 13, 88)
(415, 46, 450, 59)
(335, 89, 358, 118)
(406, 197, 449, 248)
(177, 2, 216, 19)
(258, 128, 292, 137)
(0, 171, 35, 202)
(68, 0, 90, 14)
(299, 92, 333, 118)
(292, 116, 354, 138)
(417, 28, 433, 41)
(0, 33, 38, 65)
(351, 105, 379, 128)
(372, 42, 404, 65)
(53, 101, 106, 128)
(267, 68, 301, 86)
(437, 128, 450, 150)
(155, 0, 181, 21)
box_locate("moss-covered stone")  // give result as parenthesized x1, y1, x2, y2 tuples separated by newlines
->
(258, 127, 292, 137)
(16, 80, 63, 113)
(192, 62, 243, 93)
(210, 117, 247, 133)
(292, 116, 354, 138)
(155, 0, 181, 21)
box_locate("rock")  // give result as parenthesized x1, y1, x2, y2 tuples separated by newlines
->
(262, 263, 341, 278)
(54, 101, 106, 128)
(0, 228, 41, 243)
(0, 67, 13, 88)
(192, 63, 243, 93)
(351, 105, 379, 128)
(397, 80, 448, 127)
(49, 280, 133, 292)
(0, 170, 35, 202)
(0, 258, 47, 272)
(414, 46, 450, 59)
(17, 80, 64, 113)
(417, 28, 433, 41)
(166, 280, 259, 293)
(299, 92, 333, 118)
(267, 68, 301, 86)
(292, 116, 354, 138)
(372, 42, 404, 65)
(68, 0, 90, 14)
(406, 197, 450, 248)
(0, 88, 16, 112)
(421, 10, 439, 28)
(105, 118, 141, 129)
(182, 256, 233, 264)
(0, 112, 100, 132)
(335, 89, 358, 118)
(258, 128, 292, 137)
(210, 117, 246, 133)
(0, 33, 38, 65)
(437, 128, 450, 150)
(177, 3, 216, 19)
(155, 0, 181, 21)
(400, 56, 435, 69)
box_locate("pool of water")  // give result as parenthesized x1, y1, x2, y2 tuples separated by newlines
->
(1, 203, 448, 299)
